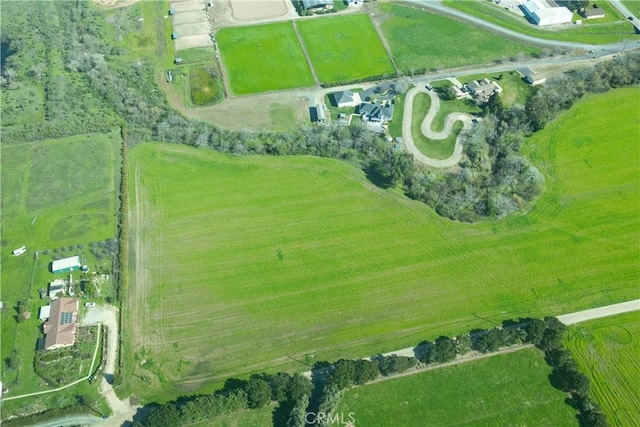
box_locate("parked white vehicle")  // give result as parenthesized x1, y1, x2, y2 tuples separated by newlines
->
(85, 302, 96, 308)
(12, 246, 26, 256)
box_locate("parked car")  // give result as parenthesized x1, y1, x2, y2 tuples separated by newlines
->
(85, 302, 96, 308)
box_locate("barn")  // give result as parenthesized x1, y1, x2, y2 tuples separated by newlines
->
(51, 256, 81, 274)
(522, 0, 573, 26)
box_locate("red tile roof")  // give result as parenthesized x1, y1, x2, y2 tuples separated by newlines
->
(43, 298, 78, 350)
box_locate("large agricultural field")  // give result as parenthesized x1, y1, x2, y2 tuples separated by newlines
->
(0, 133, 119, 417)
(564, 312, 640, 427)
(376, 4, 541, 73)
(216, 22, 314, 95)
(124, 88, 639, 402)
(295, 14, 395, 84)
(337, 348, 577, 426)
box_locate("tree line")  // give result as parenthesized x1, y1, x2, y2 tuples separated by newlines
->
(2, 1, 639, 222)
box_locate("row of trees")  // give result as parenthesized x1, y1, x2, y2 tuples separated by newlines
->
(3, 0, 640, 222)
(142, 372, 313, 427)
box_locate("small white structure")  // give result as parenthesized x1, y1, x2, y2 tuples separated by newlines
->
(522, 0, 573, 26)
(39, 305, 51, 320)
(12, 246, 27, 256)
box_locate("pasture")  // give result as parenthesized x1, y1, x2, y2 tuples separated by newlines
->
(565, 312, 640, 427)
(216, 22, 314, 95)
(443, 0, 636, 44)
(0, 134, 119, 417)
(296, 14, 395, 84)
(337, 348, 577, 426)
(376, 4, 541, 74)
(125, 88, 639, 402)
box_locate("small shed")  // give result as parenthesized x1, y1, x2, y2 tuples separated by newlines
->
(525, 74, 547, 86)
(168, 8, 176, 15)
(171, 32, 179, 40)
(39, 305, 51, 320)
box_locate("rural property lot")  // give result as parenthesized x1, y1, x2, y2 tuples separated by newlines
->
(337, 348, 577, 426)
(565, 312, 640, 427)
(376, 3, 541, 73)
(296, 14, 395, 84)
(125, 88, 638, 401)
(216, 22, 315, 95)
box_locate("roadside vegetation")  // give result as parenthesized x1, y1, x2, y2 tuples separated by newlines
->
(216, 22, 314, 95)
(622, 0, 640, 17)
(443, 0, 636, 44)
(376, 3, 542, 75)
(565, 312, 640, 426)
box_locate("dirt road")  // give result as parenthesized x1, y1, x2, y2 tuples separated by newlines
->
(401, 85, 473, 168)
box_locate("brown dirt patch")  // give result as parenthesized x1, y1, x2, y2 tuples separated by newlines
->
(93, 0, 140, 8)
(230, 0, 288, 21)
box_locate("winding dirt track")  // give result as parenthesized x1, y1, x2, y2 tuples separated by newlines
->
(402, 86, 473, 168)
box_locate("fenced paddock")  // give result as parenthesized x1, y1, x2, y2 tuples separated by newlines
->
(170, 0, 213, 51)
(230, 0, 289, 21)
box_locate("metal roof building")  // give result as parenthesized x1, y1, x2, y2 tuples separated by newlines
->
(51, 256, 81, 274)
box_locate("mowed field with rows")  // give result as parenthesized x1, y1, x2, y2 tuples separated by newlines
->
(337, 348, 577, 426)
(216, 22, 314, 95)
(565, 312, 640, 427)
(295, 14, 395, 84)
(124, 88, 639, 401)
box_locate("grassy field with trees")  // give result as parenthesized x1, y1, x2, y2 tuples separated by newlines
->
(564, 312, 640, 426)
(337, 348, 577, 426)
(376, 3, 541, 74)
(0, 133, 119, 419)
(442, 0, 636, 44)
(216, 22, 314, 95)
(296, 14, 395, 84)
(125, 86, 638, 401)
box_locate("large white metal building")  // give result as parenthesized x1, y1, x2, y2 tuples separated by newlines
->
(522, 0, 573, 26)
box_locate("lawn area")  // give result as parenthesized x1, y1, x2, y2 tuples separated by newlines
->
(410, 92, 462, 159)
(296, 14, 395, 84)
(376, 3, 541, 74)
(459, 71, 537, 107)
(124, 88, 639, 402)
(622, 0, 640, 17)
(564, 312, 640, 427)
(443, 0, 637, 45)
(216, 22, 314, 95)
(337, 348, 577, 426)
(184, 405, 274, 427)
(0, 133, 119, 418)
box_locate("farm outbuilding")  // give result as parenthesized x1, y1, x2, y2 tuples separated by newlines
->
(51, 256, 81, 274)
(521, 0, 573, 25)
(302, 0, 334, 10)
(48, 279, 66, 299)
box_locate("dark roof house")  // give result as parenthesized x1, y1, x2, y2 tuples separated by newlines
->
(581, 7, 605, 19)
(359, 103, 394, 123)
(330, 90, 361, 108)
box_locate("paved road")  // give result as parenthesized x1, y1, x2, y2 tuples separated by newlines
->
(609, 0, 640, 29)
(557, 299, 640, 325)
(401, 86, 472, 168)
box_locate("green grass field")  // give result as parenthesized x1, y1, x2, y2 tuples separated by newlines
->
(216, 22, 314, 95)
(183, 405, 274, 427)
(411, 92, 462, 159)
(296, 14, 395, 84)
(622, 0, 640, 17)
(377, 4, 541, 73)
(565, 312, 640, 427)
(337, 348, 577, 426)
(125, 88, 639, 402)
(443, 0, 637, 44)
(0, 134, 119, 417)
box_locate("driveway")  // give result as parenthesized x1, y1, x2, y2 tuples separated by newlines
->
(401, 85, 473, 168)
